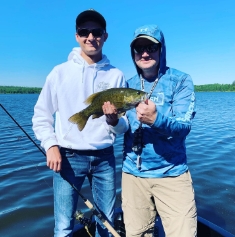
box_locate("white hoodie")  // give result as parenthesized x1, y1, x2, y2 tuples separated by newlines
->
(32, 47, 128, 151)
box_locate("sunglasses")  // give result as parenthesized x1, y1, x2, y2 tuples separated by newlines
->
(133, 44, 160, 54)
(77, 28, 105, 38)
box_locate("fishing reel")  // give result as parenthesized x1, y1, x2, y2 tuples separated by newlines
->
(74, 210, 93, 237)
(74, 210, 92, 227)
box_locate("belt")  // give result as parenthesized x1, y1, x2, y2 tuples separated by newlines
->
(60, 146, 113, 156)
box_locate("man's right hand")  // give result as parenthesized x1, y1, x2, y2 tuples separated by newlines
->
(46, 146, 62, 172)
(102, 101, 119, 126)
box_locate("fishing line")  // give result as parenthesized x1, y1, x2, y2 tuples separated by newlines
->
(0, 104, 52, 189)
(0, 103, 121, 237)
(0, 104, 45, 154)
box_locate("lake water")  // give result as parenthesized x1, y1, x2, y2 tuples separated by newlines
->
(0, 92, 235, 236)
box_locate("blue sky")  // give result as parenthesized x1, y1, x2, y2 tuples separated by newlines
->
(0, 0, 235, 87)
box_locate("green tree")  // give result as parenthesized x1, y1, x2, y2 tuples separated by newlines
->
(0, 86, 42, 94)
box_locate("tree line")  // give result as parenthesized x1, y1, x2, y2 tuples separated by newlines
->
(0, 83, 235, 94)
(195, 83, 235, 92)
(0, 86, 42, 94)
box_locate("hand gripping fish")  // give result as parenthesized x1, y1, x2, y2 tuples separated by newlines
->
(69, 88, 147, 131)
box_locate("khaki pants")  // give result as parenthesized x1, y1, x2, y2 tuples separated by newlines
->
(122, 171, 197, 237)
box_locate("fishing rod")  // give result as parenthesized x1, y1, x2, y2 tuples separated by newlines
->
(0, 103, 121, 237)
(0, 104, 45, 155)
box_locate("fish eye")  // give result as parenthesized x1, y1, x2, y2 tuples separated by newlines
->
(137, 91, 140, 95)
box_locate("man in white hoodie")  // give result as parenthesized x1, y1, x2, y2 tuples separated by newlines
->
(32, 9, 128, 237)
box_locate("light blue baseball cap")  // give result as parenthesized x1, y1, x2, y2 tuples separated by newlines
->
(130, 24, 161, 46)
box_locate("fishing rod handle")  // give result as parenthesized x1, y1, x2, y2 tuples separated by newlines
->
(102, 221, 121, 237)
(84, 200, 121, 237)
(84, 199, 93, 209)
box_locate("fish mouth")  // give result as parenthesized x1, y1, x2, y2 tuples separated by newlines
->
(128, 94, 148, 106)
(140, 94, 149, 105)
(135, 94, 148, 104)
(142, 93, 148, 102)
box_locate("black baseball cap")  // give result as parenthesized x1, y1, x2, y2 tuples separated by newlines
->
(76, 9, 106, 31)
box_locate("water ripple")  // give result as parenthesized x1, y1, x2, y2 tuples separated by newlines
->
(0, 92, 235, 236)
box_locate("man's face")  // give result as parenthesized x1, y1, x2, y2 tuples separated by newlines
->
(133, 38, 160, 76)
(75, 21, 108, 59)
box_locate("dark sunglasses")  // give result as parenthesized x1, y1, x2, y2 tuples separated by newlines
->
(133, 44, 160, 54)
(77, 28, 105, 38)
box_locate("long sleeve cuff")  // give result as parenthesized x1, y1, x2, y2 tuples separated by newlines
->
(109, 116, 129, 135)
(43, 138, 59, 152)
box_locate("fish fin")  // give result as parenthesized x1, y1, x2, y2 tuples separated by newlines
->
(68, 111, 88, 131)
(92, 114, 103, 119)
(85, 91, 103, 105)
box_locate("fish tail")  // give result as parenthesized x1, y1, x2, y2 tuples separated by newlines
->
(69, 111, 88, 131)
